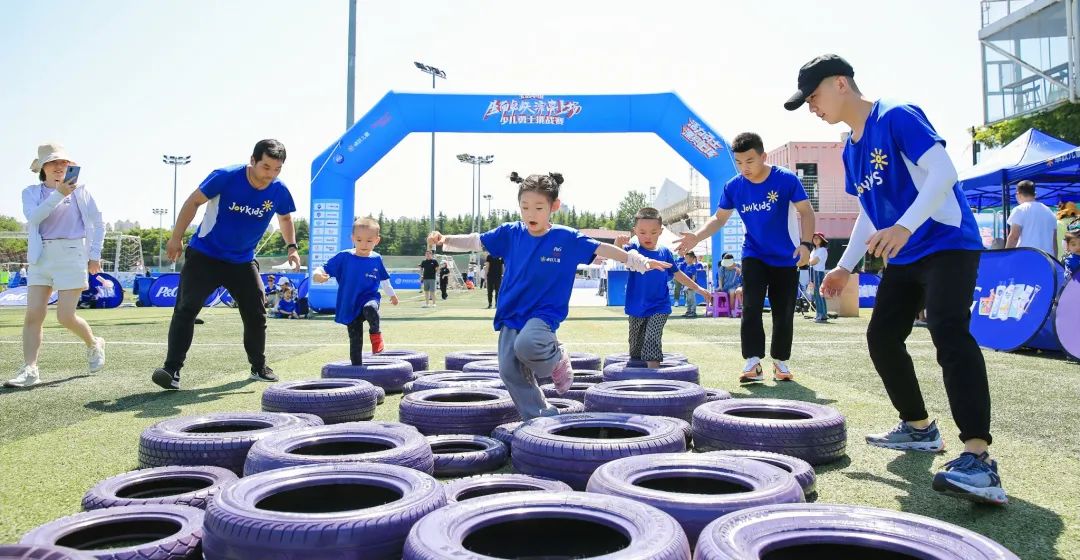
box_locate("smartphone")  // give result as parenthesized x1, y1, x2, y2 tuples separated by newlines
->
(63, 165, 81, 184)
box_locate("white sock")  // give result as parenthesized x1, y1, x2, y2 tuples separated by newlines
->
(744, 357, 761, 370)
(774, 360, 790, 373)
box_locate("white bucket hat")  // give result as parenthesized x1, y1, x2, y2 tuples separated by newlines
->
(30, 142, 75, 173)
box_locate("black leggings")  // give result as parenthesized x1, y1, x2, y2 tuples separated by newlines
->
(740, 257, 799, 361)
(867, 250, 991, 444)
(347, 301, 382, 365)
(165, 247, 265, 372)
(487, 275, 501, 307)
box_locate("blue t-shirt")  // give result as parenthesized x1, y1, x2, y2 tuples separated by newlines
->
(623, 243, 677, 318)
(323, 250, 390, 325)
(679, 261, 704, 279)
(480, 222, 601, 331)
(720, 266, 742, 290)
(189, 165, 296, 263)
(276, 298, 297, 315)
(1064, 253, 1080, 279)
(718, 166, 808, 267)
(843, 100, 982, 265)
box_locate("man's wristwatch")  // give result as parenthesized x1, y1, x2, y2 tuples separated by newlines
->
(800, 241, 814, 251)
(286, 243, 299, 252)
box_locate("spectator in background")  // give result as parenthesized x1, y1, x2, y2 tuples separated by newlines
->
(265, 274, 280, 308)
(808, 232, 830, 323)
(486, 252, 503, 309)
(719, 253, 743, 314)
(418, 250, 439, 308)
(1006, 180, 1057, 257)
(273, 286, 300, 319)
(679, 251, 705, 317)
(439, 260, 451, 300)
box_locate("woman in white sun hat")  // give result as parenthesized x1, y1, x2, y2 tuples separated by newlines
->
(6, 143, 106, 388)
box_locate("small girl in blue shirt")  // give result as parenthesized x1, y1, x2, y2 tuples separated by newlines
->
(430, 172, 670, 419)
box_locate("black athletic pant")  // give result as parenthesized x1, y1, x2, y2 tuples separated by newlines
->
(867, 250, 991, 444)
(740, 257, 799, 361)
(165, 247, 266, 372)
(347, 301, 382, 365)
(439, 278, 449, 300)
(487, 274, 502, 307)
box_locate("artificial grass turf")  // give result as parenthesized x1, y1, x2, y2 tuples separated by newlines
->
(0, 289, 1077, 558)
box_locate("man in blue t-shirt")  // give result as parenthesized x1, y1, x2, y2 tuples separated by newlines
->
(678, 132, 817, 384)
(152, 139, 300, 391)
(786, 54, 1004, 505)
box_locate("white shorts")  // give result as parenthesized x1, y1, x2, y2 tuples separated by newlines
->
(28, 239, 88, 291)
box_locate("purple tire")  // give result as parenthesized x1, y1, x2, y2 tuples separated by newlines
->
(203, 463, 446, 560)
(0, 545, 92, 559)
(568, 352, 602, 370)
(321, 357, 414, 393)
(363, 349, 429, 372)
(399, 387, 520, 435)
(82, 466, 237, 511)
(540, 381, 599, 403)
(586, 453, 804, 546)
(584, 379, 707, 422)
(572, 369, 605, 384)
(20, 505, 203, 560)
(444, 350, 500, 371)
(405, 371, 504, 393)
(138, 412, 322, 475)
(703, 388, 733, 402)
(244, 421, 435, 475)
(490, 421, 523, 449)
(427, 435, 508, 477)
(692, 399, 847, 466)
(403, 492, 690, 559)
(603, 361, 700, 384)
(547, 397, 586, 414)
(511, 412, 687, 489)
(703, 450, 817, 496)
(694, 503, 1019, 559)
(604, 352, 688, 368)
(461, 359, 500, 373)
(261, 379, 380, 424)
(443, 474, 571, 504)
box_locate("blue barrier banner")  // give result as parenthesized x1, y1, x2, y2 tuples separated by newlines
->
(0, 287, 58, 306)
(84, 273, 124, 309)
(970, 248, 1064, 352)
(390, 272, 421, 291)
(148, 274, 181, 307)
(1056, 277, 1080, 360)
(858, 273, 880, 308)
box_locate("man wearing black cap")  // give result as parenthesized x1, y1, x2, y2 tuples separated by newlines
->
(786, 55, 1005, 505)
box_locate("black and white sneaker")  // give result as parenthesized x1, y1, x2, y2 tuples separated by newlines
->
(250, 366, 278, 382)
(152, 367, 180, 390)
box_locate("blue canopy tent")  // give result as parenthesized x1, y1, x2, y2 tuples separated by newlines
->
(959, 128, 1080, 215)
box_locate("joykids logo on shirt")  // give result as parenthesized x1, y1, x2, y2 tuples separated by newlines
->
(228, 200, 274, 218)
(541, 246, 563, 264)
(856, 149, 889, 195)
(741, 191, 779, 214)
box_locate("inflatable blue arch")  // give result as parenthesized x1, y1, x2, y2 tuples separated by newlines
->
(308, 91, 738, 311)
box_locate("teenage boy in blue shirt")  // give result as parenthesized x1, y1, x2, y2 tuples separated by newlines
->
(678, 133, 817, 383)
(152, 139, 300, 390)
(787, 54, 1005, 505)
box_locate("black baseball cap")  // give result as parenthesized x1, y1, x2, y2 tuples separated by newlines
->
(783, 54, 855, 111)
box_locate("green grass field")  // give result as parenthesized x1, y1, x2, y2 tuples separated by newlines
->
(1, 289, 1078, 558)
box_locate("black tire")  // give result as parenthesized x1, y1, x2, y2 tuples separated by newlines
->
(702, 450, 817, 496)
(603, 361, 700, 384)
(604, 352, 688, 368)
(444, 350, 500, 371)
(586, 453, 804, 546)
(547, 398, 586, 414)
(244, 421, 435, 476)
(461, 359, 499, 373)
(572, 369, 604, 384)
(443, 474, 571, 504)
(584, 379, 707, 422)
(203, 463, 446, 560)
(20, 505, 203, 560)
(138, 412, 322, 475)
(427, 435, 508, 477)
(692, 399, 847, 466)
(321, 357, 414, 393)
(491, 421, 523, 449)
(540, 381, 598, 403)
(403, 491, 691, 559)
(363, 349, 429, 372)
(399, 387, 520, 436)
(511, 412, 687, 489)
(694, 503, 1020, 560)
(703, 388, 732, 402)
(261, 379, 380, 424)
(405, 372, 504, 393)
(0, 545, 92, 559)
(82, 466, 237, 511)
(568, 352, 601, 370)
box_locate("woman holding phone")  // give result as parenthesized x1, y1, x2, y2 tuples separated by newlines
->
(7, 143, 107, 388)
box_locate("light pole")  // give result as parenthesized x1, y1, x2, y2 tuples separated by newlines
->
(456, 153, 494, 232)
(346, 0, 357, 129)
(483, 194, 493, 216)
(162, 155, 191, 231)
(152, 208, 168, 269)
(414, 62, 446, 240)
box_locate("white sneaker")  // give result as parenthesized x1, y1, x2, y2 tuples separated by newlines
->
(422, 303, 430, 308)
(5, 365, 40, 388)
(88, 337, 105, 373)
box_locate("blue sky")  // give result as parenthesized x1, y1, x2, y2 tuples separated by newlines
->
(0, 0, 983, 229)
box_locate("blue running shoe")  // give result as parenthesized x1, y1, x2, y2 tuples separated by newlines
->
(933, 451, 1008, 505)
(865, 420, 945, 452)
